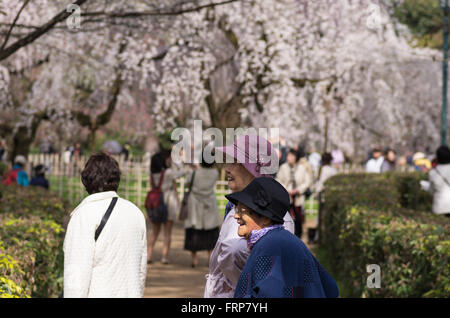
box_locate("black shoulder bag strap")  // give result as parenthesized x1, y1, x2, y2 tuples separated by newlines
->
(95, 197, 118, 241)
(187, 170, 196, 194)
(435, 167, 450, 187)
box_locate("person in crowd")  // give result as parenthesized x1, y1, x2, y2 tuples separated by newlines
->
(427, 145, 450, 217)
(121, 142, 131, 161)
(2, 155, 29, 186)
(63, 147, 72, 165)
(63, 152, 147, 297)
(183, 152, 222, 268)
(30, 164, 49, 189)
(147, 150, 189, 264)
(298, 147, 315, 186)
(380, 148, 396, 172)
(331, 149, 345, 169)
(204, 134, 294, 298)
(413, 152, 432, 172)
(308, 149, 322, 180)
(0, 139, 6, 162)
(227, 177, 339, 298)
(365, 148, 384, 173)
(71, 143, 83, 159)
(396, 155, 409, 172)
(276, 148, 311, 239)
(315, 153, 337, 193)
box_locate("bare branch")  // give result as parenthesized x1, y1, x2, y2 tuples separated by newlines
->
(80, 0, 240, 19)
(0, 0, 89, 62)
(0, 0, 31, 51)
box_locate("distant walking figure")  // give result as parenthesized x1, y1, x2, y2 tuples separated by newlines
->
(146, 151, 189, 264)
(183, 155, 222, 268)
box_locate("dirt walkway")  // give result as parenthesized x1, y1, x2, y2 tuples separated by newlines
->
(144, 218, 317, 298)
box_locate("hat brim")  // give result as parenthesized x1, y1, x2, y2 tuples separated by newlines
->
(225, 191, 284, 224)
(215, 145, 237, 163)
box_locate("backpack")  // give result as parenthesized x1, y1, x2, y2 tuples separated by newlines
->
(2, 168, 19, 185)
(145, 170, 168, 223)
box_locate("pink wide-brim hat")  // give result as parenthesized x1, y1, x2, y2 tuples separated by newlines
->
(215, 134, 280, 177)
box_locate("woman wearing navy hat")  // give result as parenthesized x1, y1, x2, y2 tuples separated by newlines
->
(226, 177, 339, 298)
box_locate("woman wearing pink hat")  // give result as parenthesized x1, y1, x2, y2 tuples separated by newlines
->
(204, 134, 295, 298)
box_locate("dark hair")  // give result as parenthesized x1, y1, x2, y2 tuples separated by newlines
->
(34, 164, 46, 177)
(436, 145, 450, 164)
(321, 152, 333, 166)
(81, 152, 121, 195)
(150, 152, 167, 173)
(288, 148, 300, 162)
(384, 148, 396, 156)
(296, 146, 306, 160)
(373, 148, 382, 153)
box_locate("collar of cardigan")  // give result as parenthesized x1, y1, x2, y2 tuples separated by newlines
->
(70, 191, 119, 217)
(247, 224, 284, 251)
(83, 191, 119, 203)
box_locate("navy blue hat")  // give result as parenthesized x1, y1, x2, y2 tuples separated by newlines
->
(225, 177, 290, 224)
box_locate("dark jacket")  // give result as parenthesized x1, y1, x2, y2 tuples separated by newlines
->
(234, 227, 339, 298)
(30, 176, 49, 189)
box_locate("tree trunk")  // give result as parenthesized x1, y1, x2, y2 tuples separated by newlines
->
(8, 115, 42, 165)
(89, 127, 97, 154)
(322, 99, 331, 154)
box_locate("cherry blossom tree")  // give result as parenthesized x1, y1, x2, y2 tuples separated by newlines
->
(0, 0, 445, 162)
(0, 0, 240, 160)
(145, 0, 443, 160)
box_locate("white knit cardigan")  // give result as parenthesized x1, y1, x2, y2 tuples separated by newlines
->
(63, 191, 147, 298)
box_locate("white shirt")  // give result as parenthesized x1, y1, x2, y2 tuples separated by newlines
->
(365, 157, 384, 173)
(204, 206, 294, 298)
(429, 164, 450, 214)
(63, 191, 147, 298)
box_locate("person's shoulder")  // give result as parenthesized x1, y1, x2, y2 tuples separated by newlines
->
(256, 228, 296, 250)
(439, 164, 450, 172)
(295, 162, 307, 172)
(116, 198, 146, 224)
(17, 169, 28, 176)
(117, 197, 143, 213)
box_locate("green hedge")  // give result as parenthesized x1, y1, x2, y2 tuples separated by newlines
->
(318, 172, 449, 298)
(0, 185, 67, 298)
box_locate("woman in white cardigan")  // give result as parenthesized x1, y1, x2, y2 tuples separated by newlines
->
(428, 146, 450, 217)
(63, 153, 147, 298)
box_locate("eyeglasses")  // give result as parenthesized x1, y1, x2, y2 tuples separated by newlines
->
(236, 203, 252, 216)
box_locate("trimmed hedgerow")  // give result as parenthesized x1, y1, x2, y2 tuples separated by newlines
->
(318, 172, 449, 298)
(0, 185, 67, 298)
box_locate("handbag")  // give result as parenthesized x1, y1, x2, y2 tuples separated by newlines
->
(179, 170, 196, 221)
(59, 197, 118, 298)
(146, 171, 168, 223)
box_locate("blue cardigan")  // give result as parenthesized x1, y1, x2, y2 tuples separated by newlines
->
(234, 227, 339, 298)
